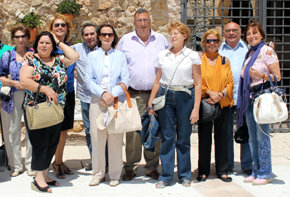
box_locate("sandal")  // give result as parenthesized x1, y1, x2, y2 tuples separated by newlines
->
(46, 180, 59, 186)
(197, 174, 207, 182)
(31, 178, 51, 193)
(155, 181, 169, 189)
(61, 162, 73, 175)
(52, 162, 65, 179)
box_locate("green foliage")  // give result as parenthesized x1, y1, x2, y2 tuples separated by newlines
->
(56, 0, 82, 16)
(16, 12, 42, 28)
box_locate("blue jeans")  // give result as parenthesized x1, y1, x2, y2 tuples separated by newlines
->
(81, 101, 92, 157)
(157, 86, 194, 183)
(246, 103, 272, 179)
(227, 106, 252, 170)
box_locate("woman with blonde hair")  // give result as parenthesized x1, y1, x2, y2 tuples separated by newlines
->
(148, 21, 202, 188)
(49, 13, 76, 179)
(196, 28, 234, 182)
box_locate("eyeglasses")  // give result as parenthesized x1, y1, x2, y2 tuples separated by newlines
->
(206, 39, 219, 44)
(100, 33, 114, 37)
(14, 35, 27, 39)
(54, 23, 66, 28)
(225, 28, 239, 33)
(135, 18, 150, 23)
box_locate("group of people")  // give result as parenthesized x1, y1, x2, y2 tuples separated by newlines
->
(0, 7, 281, 193)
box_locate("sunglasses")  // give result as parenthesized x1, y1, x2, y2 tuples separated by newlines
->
(14, 35, 27, 39)
(54, 23, 67, 28)
(206, 39, 219, 44)
(100, 33, 114, 37)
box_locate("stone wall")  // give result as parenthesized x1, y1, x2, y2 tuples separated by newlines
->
(0, 0, 181, 45)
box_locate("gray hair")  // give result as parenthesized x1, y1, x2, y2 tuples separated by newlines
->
(81, 23, 98, 36)
(134, 8, 149, 19)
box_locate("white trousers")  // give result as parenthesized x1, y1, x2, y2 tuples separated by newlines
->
(90, 96, 123, 180)
(1, 90, 32, 171)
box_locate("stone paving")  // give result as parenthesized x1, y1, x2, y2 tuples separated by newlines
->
(0, 130, 290, 197)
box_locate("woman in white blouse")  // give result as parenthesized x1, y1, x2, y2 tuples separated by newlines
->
(148, 21, 202, 188)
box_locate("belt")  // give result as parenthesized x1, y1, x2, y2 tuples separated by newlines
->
(128, 87, 151, 94)
(160, 83, 194, 96)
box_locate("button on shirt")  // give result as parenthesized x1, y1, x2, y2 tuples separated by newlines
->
(219, 40, 248, 105)
(71, 42, 98, 103)
(157, 46, 201, 86)
(117, 30, 169, 90)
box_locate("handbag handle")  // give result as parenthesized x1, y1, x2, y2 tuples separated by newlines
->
(0, 114, 5, 144)
(113, 82, 132, 118)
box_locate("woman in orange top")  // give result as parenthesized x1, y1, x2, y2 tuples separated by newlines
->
(197, 29, 234, 182)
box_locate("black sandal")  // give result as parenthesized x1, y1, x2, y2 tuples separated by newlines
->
(31, 178, 51, 193)
(46, 180, 59, 186)
(61, 162, 73, 175)
(197, 174, 207, 182)
(52, 162, 65, 179)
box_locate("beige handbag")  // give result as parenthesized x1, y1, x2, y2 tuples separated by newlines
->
(25, 84, 64, 130)
(96, 82, 142, 133)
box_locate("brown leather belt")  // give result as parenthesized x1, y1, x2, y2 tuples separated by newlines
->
(128, 87, 151, 94)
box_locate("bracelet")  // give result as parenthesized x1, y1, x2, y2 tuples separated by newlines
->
(57, 41, 61, 46)
(221, 91, 225, 97)
(146, 106, 153, 110)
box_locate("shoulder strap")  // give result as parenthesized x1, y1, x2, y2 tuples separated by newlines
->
(222, 56, 226, 65)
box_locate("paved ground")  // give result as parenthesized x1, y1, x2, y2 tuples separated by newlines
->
(0, 130, 290, 197)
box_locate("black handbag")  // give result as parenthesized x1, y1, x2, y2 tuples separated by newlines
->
(198, 98, 221, 123)
(234, 120, 249, 144)
(0, 114, 8, 172)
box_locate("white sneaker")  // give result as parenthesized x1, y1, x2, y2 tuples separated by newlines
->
(109, 179, 119, 187)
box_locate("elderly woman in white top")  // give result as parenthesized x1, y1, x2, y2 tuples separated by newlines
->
(148, 21, 202, 188)
(86, 24, 129, 187)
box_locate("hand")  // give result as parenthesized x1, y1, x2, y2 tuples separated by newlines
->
(24, 52, 34, 61)
(190, 108, 199, 124)
(148, 108, 157, 116)
(43, 85, 59, 103)
(101, 92, 114, 106)
(51, 32, 60, 44)
(249, 68, 263, 79)
(208, 90, 223, 104)
(12, 81, 24, 90)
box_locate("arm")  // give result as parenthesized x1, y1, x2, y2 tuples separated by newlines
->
(20, 63, 59, 103)
(147, 68, 162, 116)
(190, 64, 202, 124)
(52, 33, 79, 67)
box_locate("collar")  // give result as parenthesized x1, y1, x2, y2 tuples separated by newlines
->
(131, 29, 156, 42)
(221, 39, 246, 51)
(165, 45, 187, 56)
(100, 47, 114, 54)
(83, 42, 98, 52)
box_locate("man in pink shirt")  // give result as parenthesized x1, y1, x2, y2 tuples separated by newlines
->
(117, 8, 169, 181)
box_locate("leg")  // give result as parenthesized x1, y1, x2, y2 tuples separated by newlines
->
(175, 89, 194, 182)
(107, 133, 123, 180)
(80, 101, 92, 157)
(240, 142, 253, 172)
(157, 88, 176, 184)
(197, 121, 213, 177)
(214, 107, 230, 177)
(227, 106, 234, 171)
(53, 131, 67, 179)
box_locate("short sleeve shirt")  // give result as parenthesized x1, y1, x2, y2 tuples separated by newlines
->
(23, 55, 67, 107)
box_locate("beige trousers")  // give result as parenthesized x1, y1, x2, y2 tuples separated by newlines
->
(90, 96, 123, 180)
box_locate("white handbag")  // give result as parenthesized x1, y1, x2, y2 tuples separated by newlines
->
(254, 92, 288, 124)
(96, 82, 142, 133)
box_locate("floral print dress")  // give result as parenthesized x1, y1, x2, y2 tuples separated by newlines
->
(23, 55, 67, 107)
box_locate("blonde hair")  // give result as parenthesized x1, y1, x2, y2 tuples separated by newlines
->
(48, 13, 73, 42)
(167, 21, 191, 45)
(201, 28, 222, 51)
